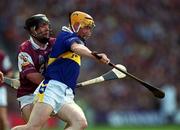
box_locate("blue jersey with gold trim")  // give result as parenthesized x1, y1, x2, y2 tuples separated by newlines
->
(45, 27, 84, 91)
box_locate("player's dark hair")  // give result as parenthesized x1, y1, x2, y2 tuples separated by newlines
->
(24, 14, 49, 31)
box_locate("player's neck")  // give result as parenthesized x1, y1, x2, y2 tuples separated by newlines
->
(31, 37, 47, 49)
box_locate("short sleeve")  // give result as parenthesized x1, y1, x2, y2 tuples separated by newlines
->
(18, 52, 36, 74)
(65, 37, 81, 50)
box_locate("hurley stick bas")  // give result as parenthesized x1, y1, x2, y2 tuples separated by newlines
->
(91, 52, 165, 99)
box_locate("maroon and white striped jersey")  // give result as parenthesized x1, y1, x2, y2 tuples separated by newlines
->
(17, 37, 55, 98)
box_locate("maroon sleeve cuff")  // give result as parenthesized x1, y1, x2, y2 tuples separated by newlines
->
(21, 64, 38, 77)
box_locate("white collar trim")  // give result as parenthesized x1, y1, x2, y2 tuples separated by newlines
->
(62, 26, 73, 33)
(29, 36, 48, 50)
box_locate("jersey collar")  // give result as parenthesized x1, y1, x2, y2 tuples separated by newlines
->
(62, 26, 73, 33)
(29, 36, 48, 50)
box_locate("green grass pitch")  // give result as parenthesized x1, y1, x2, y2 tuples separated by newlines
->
(44, 124, 180, 130)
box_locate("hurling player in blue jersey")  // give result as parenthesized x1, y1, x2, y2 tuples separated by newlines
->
(12, 11, 110, 130)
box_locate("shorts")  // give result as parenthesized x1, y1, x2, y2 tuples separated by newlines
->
(34, 79, 74, 114)
(0, 86, 7, 107)
(17, 94, 35, 110)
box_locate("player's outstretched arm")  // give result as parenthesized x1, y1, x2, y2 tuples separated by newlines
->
(71, 42, 110, 64)
(71, 42, 92, 57)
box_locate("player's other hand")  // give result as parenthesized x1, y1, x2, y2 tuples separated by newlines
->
(0, 71, 4, 83)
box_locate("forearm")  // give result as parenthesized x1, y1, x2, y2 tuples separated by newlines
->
(71, 43, 110, 64)
(26, 72, 44, 85)
(71, 43, 94, 59)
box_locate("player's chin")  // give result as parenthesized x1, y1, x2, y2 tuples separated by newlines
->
(42, 33, 50, 38)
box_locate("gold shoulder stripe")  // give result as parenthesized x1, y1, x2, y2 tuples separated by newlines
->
(48, 51, 81, 65)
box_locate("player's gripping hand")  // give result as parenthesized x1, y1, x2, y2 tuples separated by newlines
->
(97, 53, 110, 64)
(91, 51, 110, 64)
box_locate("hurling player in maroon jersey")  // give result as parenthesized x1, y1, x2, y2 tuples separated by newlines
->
(16, 14, 55, 122)
(0, 50, 13, 130)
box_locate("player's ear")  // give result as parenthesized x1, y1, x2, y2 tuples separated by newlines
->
(73, 22, 80, 28)
(72, 22, 81, 32)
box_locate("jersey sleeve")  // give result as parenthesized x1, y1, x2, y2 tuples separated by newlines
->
(18, 52, 37, 76)
(65, 37, 81, 50)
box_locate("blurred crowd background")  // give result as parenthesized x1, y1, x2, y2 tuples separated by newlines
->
(0, 0, 180, 128)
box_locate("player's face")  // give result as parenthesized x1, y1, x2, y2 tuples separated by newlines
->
(78, 26, 93, 40)
(35, 23, 50, 39)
